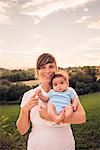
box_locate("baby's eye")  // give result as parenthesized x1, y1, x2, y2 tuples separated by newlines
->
(60, 82, 64, 84)
(54, 84, 57, 86)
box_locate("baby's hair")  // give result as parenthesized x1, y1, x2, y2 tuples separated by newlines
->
(51, 73, 69, 87)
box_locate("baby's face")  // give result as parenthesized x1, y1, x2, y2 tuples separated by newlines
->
(52, 77, 68, 92)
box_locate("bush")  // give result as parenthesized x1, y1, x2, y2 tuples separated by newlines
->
(0, 79, 11, 86)
(0, 83, 31, 104)
(7, 83, 31, 102)
(0, 116, 27, 150)
(0, 85, 9, 103)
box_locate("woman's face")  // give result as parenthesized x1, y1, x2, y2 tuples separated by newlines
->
(37, 62, 57, 83)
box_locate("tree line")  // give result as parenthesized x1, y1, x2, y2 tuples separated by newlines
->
(0, 66, 100, 104)
(0, 68, 35, 82)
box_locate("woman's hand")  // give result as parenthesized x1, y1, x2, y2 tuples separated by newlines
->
(39, 105, 52, 121)
(16, 95, 39, 135)
(63, 100, 86, 124)
(22, 95, 39, 113)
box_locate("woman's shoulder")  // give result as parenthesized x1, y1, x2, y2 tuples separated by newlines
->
(24, 85, 40, 97)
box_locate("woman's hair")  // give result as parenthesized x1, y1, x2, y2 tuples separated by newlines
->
(36, 53, 56, 70)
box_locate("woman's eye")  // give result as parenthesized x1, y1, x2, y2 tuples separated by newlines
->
(40, 66, 45, 69)
(49, 65, 54, 68)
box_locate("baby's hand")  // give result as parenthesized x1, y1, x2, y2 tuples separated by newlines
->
(72, 103, 78, 112)
(34, 89, 42, 96)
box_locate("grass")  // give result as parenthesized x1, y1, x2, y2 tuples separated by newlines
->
(72, 92, 100, 150)
(0, 104, 27, 150)
(0, 92, 100, 150)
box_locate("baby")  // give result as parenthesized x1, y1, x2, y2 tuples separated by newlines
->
(35, 73, 79, 124)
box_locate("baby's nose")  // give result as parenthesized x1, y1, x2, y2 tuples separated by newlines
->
(58, 86, 61, 89)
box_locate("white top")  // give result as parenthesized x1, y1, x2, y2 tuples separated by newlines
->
(20, 86, 75, 150)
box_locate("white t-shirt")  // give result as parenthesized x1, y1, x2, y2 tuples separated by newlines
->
(20, 85, 75, 150)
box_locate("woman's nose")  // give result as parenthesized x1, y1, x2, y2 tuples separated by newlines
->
(45, 68, 50, 73)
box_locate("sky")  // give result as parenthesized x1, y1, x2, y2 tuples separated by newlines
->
(0, 0, 100, 69)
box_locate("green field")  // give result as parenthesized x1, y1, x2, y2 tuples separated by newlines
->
(0, 92, 100, 150)
(72, 92, 100, 150)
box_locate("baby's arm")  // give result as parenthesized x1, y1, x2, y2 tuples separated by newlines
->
(35, 89, 49, 102)
(71, 97, 79, 112)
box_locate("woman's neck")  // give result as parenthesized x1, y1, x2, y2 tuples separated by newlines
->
(41, 82, 51, 92)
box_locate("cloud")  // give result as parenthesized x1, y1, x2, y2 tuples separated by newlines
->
(64, 0, 92, 8)
(75, 36, 100, 66)
(32, 33, 54, 43)
(83, 53, 100, 59)
(75, 15, 91, 23)
(87, 18, 100, 29)
(21, 0, 66, 18)
(82, 52, 100, 65)
(81, 37, 100, 52)
(0, 0, 96, 24)
(33, 17, 41, 24)
(84, 7, 88, 12)
(0, 49, 42, 55)
(74, 50, 100, 66)
(0, 0, 16, 24)
(21, 0, 93, 23)
(0, 2, 10, 24)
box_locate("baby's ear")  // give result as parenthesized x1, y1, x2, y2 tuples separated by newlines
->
(67, 80, 69, 86)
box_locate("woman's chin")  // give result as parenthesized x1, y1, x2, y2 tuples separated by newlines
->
(45, 78, 51, 83)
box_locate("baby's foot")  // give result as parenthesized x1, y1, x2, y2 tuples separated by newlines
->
(55, 111, 65, 124)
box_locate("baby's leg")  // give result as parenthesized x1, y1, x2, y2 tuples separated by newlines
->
(48, 104, 64, 124)
(64, 105, 73, 120)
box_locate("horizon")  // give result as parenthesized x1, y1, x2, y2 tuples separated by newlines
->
(0, 65, 100, 71)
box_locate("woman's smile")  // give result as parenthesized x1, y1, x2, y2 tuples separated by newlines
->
(44, 74, 53, 78)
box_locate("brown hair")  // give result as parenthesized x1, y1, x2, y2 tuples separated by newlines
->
(51, 73, 69, 88)
(36, 53, 56, 70)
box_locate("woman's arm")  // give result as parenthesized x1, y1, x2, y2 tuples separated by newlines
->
(63, 100, 86, 124)
(39, 100, 86, 124)
(16, 108, 30, 135)
(16, 96, 38, 135)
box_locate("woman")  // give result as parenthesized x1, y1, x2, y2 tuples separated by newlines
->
(16, 53, 86, 150)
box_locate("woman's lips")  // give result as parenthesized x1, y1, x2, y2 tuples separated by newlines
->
(45, 74, 53, 78)
(45, 76, 52, 79)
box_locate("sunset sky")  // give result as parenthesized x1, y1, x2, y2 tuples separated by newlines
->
(0, 0, 100, 69)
